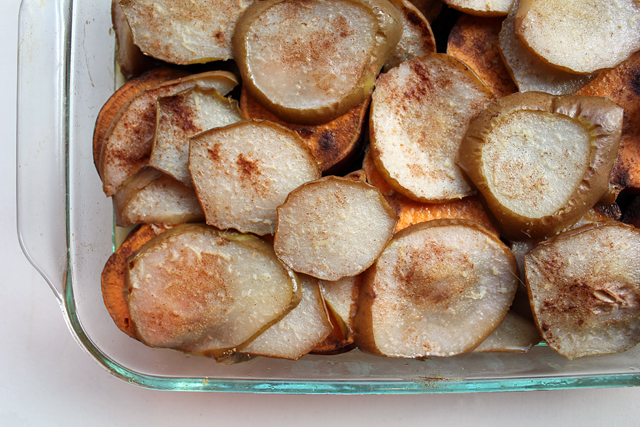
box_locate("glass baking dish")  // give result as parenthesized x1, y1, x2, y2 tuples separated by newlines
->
(16, 0, 640, 393)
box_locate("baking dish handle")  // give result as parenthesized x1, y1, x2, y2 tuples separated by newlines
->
(16, 0, 72, 303)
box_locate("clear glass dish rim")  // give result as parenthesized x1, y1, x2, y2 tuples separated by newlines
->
(16, 0, 640, 394)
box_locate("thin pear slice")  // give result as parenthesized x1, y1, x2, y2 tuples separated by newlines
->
(514, 0, 640, 74)
(576, 51, 640, 193)
(239, 87, 369, 175)
(443, 0, 514, 16)
(525, 222, 640, 359)
(274, 176, 398, 281)
(458, 92, 623, 240)
(447, 14, 518, 98)
(113, 168, 204, 227)
(119, 0, 256, 64)
(99, 71, 239, 196)
(126, 224, 302, 358)
(473, 311, 541, 353)
(354, 219, 519, 358)
(233, 0, 402, 125)
(111, 0, 158, 79)
(383, 0, 437, 72)
(149, 87, 244, 186)
(370, 53, 494, 203)
(499, 0, 596, 95)
(319, 275, 362, 339)
(241, 275, 333, 360)
(189, 119, 321, 236)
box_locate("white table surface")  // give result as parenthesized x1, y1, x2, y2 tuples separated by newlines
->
(3, 1, 640, 425)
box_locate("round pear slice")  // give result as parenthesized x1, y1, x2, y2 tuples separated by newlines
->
(274, 176, 398, 281)
(126, 224, 302, 358)
(240, 275, 333, 360)
(499, 0, 596, 95)
(119, 0, 256, 64)
(149, 87, 244, 187)
(525, 222, 640, 359)
(458, 92, 623, 240)
(189, 119, 321, 236)
(233, 0, 403, 125)
(113, 168, 204, 227)
(354, 219, 519, 358)
(443, 0, 514, 16)
(514, 0, 640, 74)
(370, 53, 494, 203)
(473, 311, 541, 353)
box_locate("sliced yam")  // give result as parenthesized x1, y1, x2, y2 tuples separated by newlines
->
(370, 54, 494, 203)
(101, 224, 170, 338)
(99, 71, 239, 196)
(240, 275, 333, 360)
(514, 0, 640, 74)
(408, 0, 443, 23)
(447, 14, 518, 98)
(525, 222, 640, 359)
(113, 168, 204, 227)
(498, 0, 596, 95)
(239, 87, 368, 175)
(473, 311, 541, 353)
(458, 92, 624, 240)
(383, 0, 437, 72)
(149, 87, 244, 186)
(443, 0, 514, 16)
(233, 0, 403, 125)
(274, 176, 398, 281)
(93, 67, 189, 168)
(126, 224, 302, 358)
(319, 275, 362, 339)
(189, 119, 321, 236)
(354, 219, 519, 358)
(111, 0, 158, 79)
(119, 0, 256, 64)
(576, 51, 640, 192)
(362, 146, 395, 197)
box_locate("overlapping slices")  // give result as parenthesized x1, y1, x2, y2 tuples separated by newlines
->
(99, 71, 239, 196)
(514, 0, 640, 75)
(354, 219, 519, 358)
(370, 53, 494, 203)
(525, 223, 640, 359)
(233, 0, 402, 125)
(189, 119, 321, 236)
(443, 0, 514, 17)
(458, 91, 623, 240)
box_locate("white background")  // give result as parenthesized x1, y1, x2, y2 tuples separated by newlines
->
(3, 0, 640, 425)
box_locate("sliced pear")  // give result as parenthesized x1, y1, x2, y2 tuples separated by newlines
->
(458, 92, 623, 240)
(119, 0, 256, 64)
(239, 87, 368, 175)
(319, 275, 362, 339)
(576, 51, 640, 192)
(525, 222, 640, 359)
(113, 168, 204, 227)
(447, 14, 518, 98)
(370, 53, 494, 203)
(241, 275, 333, 360)
(189, 119, 321, 236)
(473, 311, 541, 353)
(274, 176, 398, 281)
(514, 0, 640, 74)
(126, 224, 302, 358)
(99, 71, 239, 196)
(149, 87, 244, 186)
(383, 0, 437, 72)
(354, 219, 519, 358)
(233, 0, 402, 125)
(111, 0, 158, 79)
(499, 0, 596, 95)
(443, 0, 514, 16)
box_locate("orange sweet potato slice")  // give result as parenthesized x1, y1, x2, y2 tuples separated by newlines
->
(93, 68, 190, 168)
(101, 224, 169, 338)
(240, 87, 368, 175)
